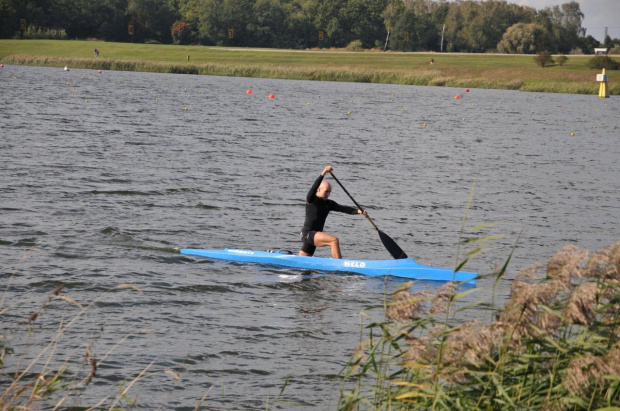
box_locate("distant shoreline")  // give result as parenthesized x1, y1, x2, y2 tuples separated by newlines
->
(1, 40, 617, 95)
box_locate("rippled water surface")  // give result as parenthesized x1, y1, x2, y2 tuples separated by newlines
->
(1, 65, 619, 409)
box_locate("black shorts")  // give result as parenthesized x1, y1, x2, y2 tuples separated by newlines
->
(300, 230, 318, 256)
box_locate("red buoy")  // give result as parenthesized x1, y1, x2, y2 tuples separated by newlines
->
(246, 89, 253, 94)
(268, 94, 275, 99)
(465, 88, 470, 92)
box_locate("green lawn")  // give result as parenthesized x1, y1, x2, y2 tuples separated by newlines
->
(1, 40, 617, 95)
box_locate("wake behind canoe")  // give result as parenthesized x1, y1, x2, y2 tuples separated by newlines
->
(180, 248, 477, 285)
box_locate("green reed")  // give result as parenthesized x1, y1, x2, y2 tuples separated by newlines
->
(337, 186, 620, 410)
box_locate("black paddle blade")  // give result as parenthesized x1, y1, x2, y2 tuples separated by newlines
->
(378, 230, 408, 259)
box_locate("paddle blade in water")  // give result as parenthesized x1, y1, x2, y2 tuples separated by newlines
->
(331, 172, 408, 259)
(379, 231, 408, 259)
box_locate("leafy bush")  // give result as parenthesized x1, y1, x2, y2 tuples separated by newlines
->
(171, 20, 191, 45)
(533, 51, 554, 67)
(609, 46, 620, 55)
(588, 55, 620, 70)
(346, 40, 363, 52)
(556, 55, 568, 66)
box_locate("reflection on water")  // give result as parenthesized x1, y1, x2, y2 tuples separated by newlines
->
(1, 64, 618, 409)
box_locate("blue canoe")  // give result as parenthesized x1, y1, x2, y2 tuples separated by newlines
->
(180, 248, 477, 284)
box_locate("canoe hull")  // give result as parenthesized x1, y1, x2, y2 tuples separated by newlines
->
(180, 248, 477, 285)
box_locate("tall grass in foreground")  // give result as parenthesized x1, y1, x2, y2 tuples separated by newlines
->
(337, 240, 620, 410)
(0, 251, 211, 410)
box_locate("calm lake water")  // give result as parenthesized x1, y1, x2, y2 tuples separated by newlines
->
(1, 64, 619, 409)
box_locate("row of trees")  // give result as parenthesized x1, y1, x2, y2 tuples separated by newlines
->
(1, 0, 618, 54)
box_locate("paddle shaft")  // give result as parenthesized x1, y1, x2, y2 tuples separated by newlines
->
(329, 173, 379, 231)
(329, 172, 408, 259)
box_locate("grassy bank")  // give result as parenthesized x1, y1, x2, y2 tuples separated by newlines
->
(1, 40, 618, 95)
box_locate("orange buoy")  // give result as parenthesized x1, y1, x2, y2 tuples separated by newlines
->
(268, 94, 275, 99)
(246, 89, 253, 94)
(454, 95, 460, 100)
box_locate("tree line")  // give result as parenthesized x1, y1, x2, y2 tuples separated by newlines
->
(1, 0, 617, 54)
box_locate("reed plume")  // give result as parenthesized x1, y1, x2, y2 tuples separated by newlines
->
(563, 281, 598, 325)
(564, 345, 620, 395)
(387, 290, 428, 323)
(430, 282, 458, 314)
(546, 244, 589, 289)
(584, 241, 620, 281)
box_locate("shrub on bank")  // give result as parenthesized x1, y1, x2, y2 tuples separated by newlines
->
(533, 51, 554, 67)
(338, 241, 620, 410)
(588, 55, 620, 70)
(556, 54, 568, 66)
(346, 40, 364, 52)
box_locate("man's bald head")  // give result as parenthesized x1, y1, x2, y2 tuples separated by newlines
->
(317, 180, 332, 199)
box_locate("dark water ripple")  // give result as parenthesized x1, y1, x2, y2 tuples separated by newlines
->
(1, 64, 619, 409)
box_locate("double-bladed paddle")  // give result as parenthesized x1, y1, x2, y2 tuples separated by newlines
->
(329, 172, 408, 260)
